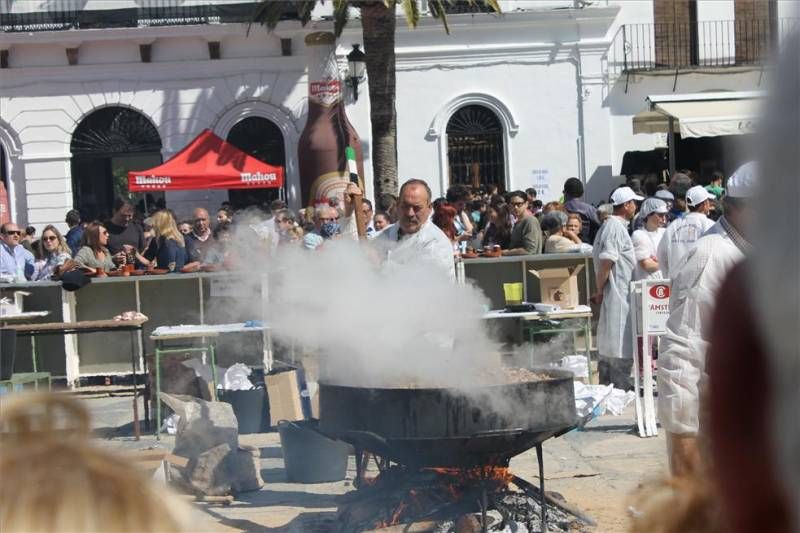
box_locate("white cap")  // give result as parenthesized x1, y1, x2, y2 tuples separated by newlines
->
(686, 185, 715, 207)
(610, 186, 644, 206)
(727, 161, 758, 198)
(654, 189, 674, 201)
(640, 198, 668, 220)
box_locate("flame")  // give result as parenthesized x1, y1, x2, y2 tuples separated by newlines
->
(369, 466, 513, 528)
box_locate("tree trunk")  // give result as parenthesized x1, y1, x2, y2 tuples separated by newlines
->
(360, 2, 398, 211)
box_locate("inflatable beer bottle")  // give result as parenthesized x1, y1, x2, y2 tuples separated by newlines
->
(299, 32, 365, 207)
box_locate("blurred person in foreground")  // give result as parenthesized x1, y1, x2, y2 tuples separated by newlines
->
(657, 163, 756, 478)
(590, 186, 642, 389)
(0, 393, 193, 532)
(342, 180, 455, 282)
(632, 34, 799, 533)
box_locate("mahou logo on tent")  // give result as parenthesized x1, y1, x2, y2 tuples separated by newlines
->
(241, 172, 277, 184)
(135, 175, 172, 188)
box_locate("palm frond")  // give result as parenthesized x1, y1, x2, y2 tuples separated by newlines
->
(333, 0, 351, 37)
(250, 0, 317, 32)
(428, 0, 450, 34)
(399, 0, 420, 30)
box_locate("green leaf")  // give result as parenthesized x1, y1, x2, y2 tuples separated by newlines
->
(428, 0, 450, 35)
(333, 0, 350, 36)
(399, 0, 420, 29)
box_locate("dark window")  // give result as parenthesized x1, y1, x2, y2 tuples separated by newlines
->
(446, 105, 505, 190)
(70, 107, 162, 220)
(225, 117, 286, 210)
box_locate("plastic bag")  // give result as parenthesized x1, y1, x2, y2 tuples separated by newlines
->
(223, 363, 254, 391)
(552, 355, 589, 379)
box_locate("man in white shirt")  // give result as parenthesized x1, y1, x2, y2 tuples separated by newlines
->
(656, 185, 715, 279)
(590, 186, 642, 389)
(657, 163, 756, 477)
(342, 180, 455, 282)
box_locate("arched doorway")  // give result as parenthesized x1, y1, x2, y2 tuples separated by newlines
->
(70, 107, 162, 221)
(446, 105, 505, 190)
(225, 116, 286, 210)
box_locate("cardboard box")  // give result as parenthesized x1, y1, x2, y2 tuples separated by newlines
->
(528, 265, 583, 309)
(266, 369, 305, 426)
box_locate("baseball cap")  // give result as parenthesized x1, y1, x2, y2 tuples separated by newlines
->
(610, 186, 644, 206)
(686, 185, 715, 207)
(654, 189, 674, 201)
(726, 161, 758, 198)
(639, 198, 668, 220)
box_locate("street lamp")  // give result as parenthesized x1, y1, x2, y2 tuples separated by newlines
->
(346, 44, 366, 102)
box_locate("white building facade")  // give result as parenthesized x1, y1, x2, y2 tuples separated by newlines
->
(0, 0, 797, 230)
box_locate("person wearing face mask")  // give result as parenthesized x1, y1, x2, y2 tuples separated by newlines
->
(340, 180, 455, 282)
(303, 205, 341, 251)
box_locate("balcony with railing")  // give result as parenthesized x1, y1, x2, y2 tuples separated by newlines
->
(606, 18, 799, 79)
(0, 1, 299, 33)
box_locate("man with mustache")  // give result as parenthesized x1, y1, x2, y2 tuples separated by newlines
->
(342, 180, 455, 282)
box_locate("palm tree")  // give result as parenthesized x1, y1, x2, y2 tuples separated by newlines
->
(253, 0, 501, 210)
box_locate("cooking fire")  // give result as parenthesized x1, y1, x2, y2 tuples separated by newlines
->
(336, 463, 590, 532)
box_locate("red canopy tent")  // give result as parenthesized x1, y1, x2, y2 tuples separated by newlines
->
(127, 129, 284, 193)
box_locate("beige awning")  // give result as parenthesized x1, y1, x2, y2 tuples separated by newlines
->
(632, 93, 762, 138)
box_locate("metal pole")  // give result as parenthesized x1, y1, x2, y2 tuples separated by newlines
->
(667, 116, 676, 178)
(537, 443, 548, 532)
(131, 330, 140, 441)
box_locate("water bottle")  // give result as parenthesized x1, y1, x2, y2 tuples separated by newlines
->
(15, 263, 25, 283)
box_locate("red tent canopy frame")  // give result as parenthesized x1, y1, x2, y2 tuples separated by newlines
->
(128, 129, 284, 193)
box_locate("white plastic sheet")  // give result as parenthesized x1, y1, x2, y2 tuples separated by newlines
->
(223, 363, 254, 391)
(574, 382, 636, 418)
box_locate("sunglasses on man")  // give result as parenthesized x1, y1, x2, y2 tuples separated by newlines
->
(2, 230, 20, 236)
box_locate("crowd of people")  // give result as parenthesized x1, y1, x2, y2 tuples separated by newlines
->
(0, 167, 734, 285)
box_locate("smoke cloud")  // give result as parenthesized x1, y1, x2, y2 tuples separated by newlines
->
(266, 240, 502, 388)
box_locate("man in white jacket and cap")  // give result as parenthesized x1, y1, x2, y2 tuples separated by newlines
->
(656, 184, 716, 279)
(657, 162, 756, 477)
(590, 186, 642, 389)
(341, 180, 455, 282)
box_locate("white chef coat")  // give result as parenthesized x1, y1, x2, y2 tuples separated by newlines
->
(631, 227, 665, 281)
(657, 217, 749, 435)
(340, 213, 456, 282)
(592, 215, 636, 360)
(656, 212, 714, 279)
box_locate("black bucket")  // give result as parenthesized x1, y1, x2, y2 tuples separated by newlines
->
(277, 420, 349, 483)
(219, 389, 269, 434)
(0, 329, 16, 381)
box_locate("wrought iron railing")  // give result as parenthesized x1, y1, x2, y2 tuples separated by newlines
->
(0, 1, 296, 32)
(606, 18, 799, 77)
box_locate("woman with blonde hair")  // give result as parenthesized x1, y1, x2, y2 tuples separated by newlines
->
(143, 210, 187, 272)
(0, 393, 195, 532)
(33, 224, 72, 281)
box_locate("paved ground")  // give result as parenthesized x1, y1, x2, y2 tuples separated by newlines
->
(83, 394, 667, 532)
